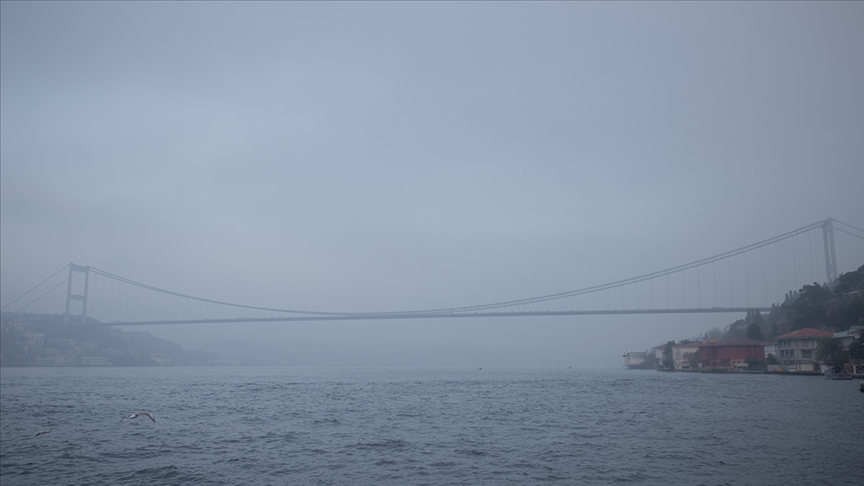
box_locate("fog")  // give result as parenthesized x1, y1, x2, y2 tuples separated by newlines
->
(2, 2, 862, 367)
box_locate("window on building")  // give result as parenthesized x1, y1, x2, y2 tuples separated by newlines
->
(801, 350, 813, 359)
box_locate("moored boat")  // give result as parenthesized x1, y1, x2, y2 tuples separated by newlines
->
(825, 366, 854, 380)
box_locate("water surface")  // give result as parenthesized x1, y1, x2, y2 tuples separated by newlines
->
(1, 367, 860, 485)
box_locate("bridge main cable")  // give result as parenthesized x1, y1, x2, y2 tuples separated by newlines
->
(87, 267, 351, 317)
(390, 219, 832, 315)
(1, 263, 70, 312)
(89, 217, 846, 322)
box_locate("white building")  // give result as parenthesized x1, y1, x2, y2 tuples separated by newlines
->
(776, 328, 833, 372)
(81, 356, 110, 366)
(833, 326, 862, 349)
(653, 341, 702, 370)
(149, 353, 171, 365)
(623, 351, 647, 369)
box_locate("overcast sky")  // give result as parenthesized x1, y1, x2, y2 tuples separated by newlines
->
(2, 2, 863, 367)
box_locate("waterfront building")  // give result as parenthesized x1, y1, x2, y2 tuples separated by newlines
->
(81, 356, 110, 366)
(833, 326, 862, 349)
(763, 341, 777, 359)
(776, 328, 833, 372)
(652, 341, 702, 370)
(149, 353, 172, 365)
(623, 351, 647, 369)
(673, 342, 702, 370)
(698, 338, 765, 370)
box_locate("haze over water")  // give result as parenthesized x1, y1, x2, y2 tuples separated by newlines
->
(2, 2, 863, 364)
(1, 367, 860, 486)
(1, 4, 863, 485)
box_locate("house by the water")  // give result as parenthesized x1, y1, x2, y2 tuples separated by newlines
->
(776, 328, 833, 372)
(698, 337, 765, 370)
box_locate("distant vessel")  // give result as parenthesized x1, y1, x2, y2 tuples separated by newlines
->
(825, 367, 853, 380)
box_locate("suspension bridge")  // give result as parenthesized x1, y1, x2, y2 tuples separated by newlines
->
(2, 218, 863, 326)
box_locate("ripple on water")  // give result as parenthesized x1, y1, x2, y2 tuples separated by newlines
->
(2, 368, 863, 486)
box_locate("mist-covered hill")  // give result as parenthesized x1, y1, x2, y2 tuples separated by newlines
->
(0, 312, 219, 366)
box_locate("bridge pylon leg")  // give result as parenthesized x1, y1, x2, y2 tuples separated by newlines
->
(63, 264, 90, 325)
(822, 219, 838, 285)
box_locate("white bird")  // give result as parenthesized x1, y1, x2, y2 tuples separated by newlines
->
(119, 412, 156, 423)
(34, 429, 51, 437)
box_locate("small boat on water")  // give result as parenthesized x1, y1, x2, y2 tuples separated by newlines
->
(860, 382, 864, 394)
(825, 366, 854, 380)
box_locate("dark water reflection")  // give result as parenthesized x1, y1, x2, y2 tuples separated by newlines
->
(1, 367, 860, 485)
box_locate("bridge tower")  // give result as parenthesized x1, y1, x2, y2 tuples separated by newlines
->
(822, 219, 838, 285)
(64, 263, 90, 324)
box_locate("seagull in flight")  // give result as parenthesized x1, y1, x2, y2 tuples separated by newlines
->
(119, 412, 156, 423)
(34, 430, 51, 437)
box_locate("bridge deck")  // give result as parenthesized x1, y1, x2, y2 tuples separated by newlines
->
(104, 307, 772, 326)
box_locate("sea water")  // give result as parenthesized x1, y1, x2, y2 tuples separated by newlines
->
(0, 367, 860, 485)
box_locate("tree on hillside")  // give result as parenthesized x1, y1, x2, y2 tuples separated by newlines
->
(745, 310, 767, 340)
(788, 283, 833, 330)
(778, 267, 864, 333)
(747, 309, 766, 327)
(707, 267, 863, 348)
(816, 338, 846, 367)
(746, 322, 764, 341)
(727, 318, 748, 340)
(824, 268, 864, 331)
(783, 290, 800, 306)
(824, 296, 863, 332)
(768, 302, 793, 335)
(834, 265, 864, 295)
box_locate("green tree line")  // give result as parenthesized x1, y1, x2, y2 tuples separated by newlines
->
(713, 264, 864, 342)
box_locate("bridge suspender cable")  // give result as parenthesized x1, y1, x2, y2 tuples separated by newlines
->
(4, 218, 859, 321)
(103, 218, 844, 319)
(387, 219, 834, 315)
(63, 218, 860, 320)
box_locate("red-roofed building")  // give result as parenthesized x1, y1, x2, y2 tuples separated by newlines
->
(698, 338, 765, 370)
(776, 328, 833, 372)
